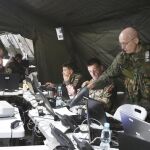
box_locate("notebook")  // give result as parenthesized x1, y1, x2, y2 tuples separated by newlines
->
(87, 97, 122, 144)
(0, 73, 20, 91)
(118, 132, 150, 150)
(120, 111, 150, 142)
(32, 74, 40, 92)
(37, 89, 58, 120)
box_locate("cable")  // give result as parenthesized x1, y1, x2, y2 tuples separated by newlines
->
(22, 110, 29, 124)
(89, 118, 102, 126)
(81, 118, 88, 124)
(33, 120, 43, 138)
(90, 137, 101, 145)
(10, 120, 23, 146)
(73, 126, 80, 133)
(27, 119, 34, 131)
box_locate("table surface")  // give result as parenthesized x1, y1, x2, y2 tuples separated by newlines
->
(0, 89, 23, 96)
(0, 107, 24, 138)
(25, 91, 118, 150)
(0, 145, 49, 150)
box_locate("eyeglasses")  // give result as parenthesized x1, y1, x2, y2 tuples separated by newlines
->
(119, 37, 135, 47)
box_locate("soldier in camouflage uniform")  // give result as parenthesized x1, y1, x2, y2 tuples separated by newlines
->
(46, 62, 84, 99)
(62, 62, 84, 98)
(87, 27, 150, 115)
(82, 58, 113, 111)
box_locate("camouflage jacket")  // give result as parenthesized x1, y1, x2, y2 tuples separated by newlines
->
(89, 78, 112, 110)
(63, 73, 83, 90)
(93, 45, 150, 105)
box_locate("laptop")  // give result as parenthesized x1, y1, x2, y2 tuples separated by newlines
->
(32, 74, 40, 92)
(86, 97, 122, 144)
(118, 132, 150, 150)
(0, 73, 20, 91)
(120, 111, 150, 142)
(37, 89, 59, 120)
(87, 97, 122, 127)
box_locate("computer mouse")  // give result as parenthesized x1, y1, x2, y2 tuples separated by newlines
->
(11, 120, 21, 129)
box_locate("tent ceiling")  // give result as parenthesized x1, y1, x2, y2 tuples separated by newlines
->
(1, 0, 150, 82)
(13, 0, 150, 26)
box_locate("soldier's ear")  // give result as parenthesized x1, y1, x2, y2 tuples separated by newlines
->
(100, 65, 104, 72)
(134, 37, 139, 44)
(70, 69, 73, 74)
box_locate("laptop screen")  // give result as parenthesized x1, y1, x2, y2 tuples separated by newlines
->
(32, 74, 40, 92)
(120, 111, 150, 142)
(37, 89, 58, 120)
(87, 98, 107, 125)
(0, 73, 20, 90)
(87, 98, 106, 143)
(118, 132, 150, 150)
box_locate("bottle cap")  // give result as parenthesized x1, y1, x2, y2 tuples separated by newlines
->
(104, 122, 110, 128)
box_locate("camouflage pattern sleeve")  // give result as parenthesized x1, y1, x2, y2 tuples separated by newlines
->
(93, 52, 125, 89)
(71, 73, 84, 89)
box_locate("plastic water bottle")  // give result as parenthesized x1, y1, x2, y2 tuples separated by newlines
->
(56, 85, 63, 106)
(100, 122, 111, 150)
(57, 85, 62, 98)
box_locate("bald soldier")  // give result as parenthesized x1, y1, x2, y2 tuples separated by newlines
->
(87, 27, 150, 115)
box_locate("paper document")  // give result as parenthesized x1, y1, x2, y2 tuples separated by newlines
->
(54, 107, 76, 116)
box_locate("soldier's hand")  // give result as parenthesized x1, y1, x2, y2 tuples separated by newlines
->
(66, 84, 76, 97)
(45, 82, 55, 88)
(63, 74, 70, 82)
(87, 81, 95, 89)
(81, 81, 90, 87)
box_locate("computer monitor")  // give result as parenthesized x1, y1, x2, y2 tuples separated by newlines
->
(37, 89, 59, 121)
(120, 111, 150, 142)
(0, 73, 20, 91)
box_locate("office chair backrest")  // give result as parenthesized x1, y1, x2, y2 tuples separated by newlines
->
(113, 104, 147, 121)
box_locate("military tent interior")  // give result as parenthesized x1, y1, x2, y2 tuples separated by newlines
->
(0, 0, 150, 148)
(0, 0, 150, 84)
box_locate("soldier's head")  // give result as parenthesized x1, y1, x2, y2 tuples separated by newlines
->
(119, 27, 139, 54)
(15, 53, 23, 63)
(87, 58, 103, 80)
(62, 62, 75, 77)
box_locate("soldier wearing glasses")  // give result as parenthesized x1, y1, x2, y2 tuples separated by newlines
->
(87, 27, 150, 120)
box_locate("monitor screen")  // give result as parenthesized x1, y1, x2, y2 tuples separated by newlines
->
(120, 111, 150, 142)
(87, 97, 107, 143)
(0, 73, 20, 91)
(32, 74, 40, 92)
(37, 89, 58, 120)
(118, 132, 150, 150)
